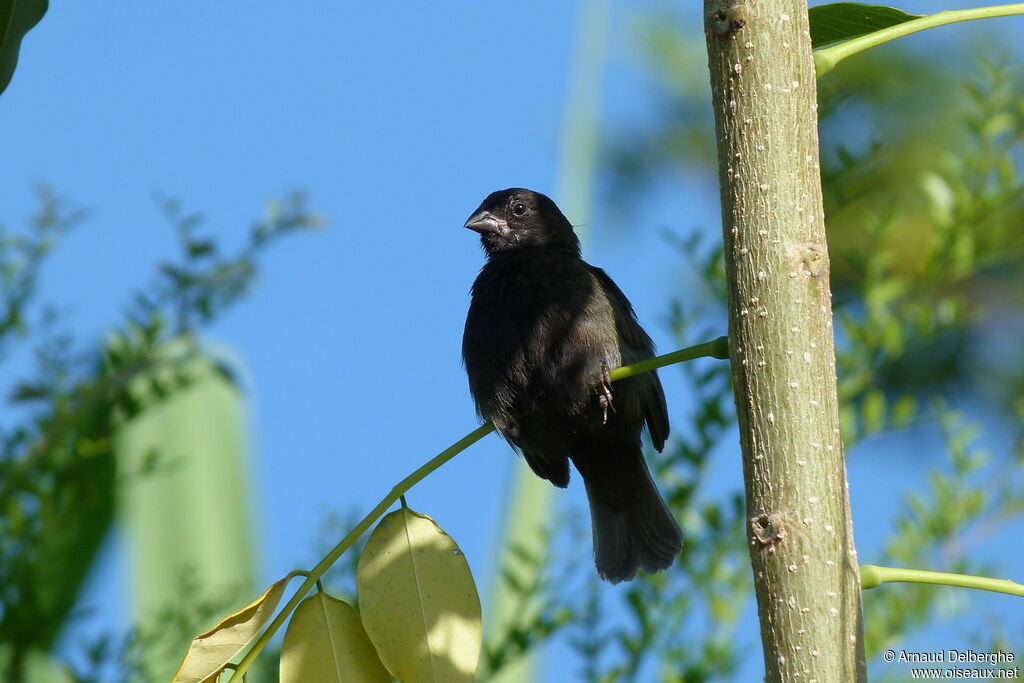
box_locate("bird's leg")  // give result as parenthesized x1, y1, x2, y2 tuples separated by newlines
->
(597, 363, 614, 424)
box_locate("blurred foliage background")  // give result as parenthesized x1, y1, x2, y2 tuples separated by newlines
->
(2, 3, 1024, 682)
(0, 191, 317, 682)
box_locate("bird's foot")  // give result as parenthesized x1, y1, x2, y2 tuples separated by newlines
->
(598, 364, 614, 424)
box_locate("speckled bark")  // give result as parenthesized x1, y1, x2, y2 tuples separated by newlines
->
(703, 2, 866, 681)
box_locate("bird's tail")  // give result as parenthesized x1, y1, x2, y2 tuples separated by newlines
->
(584, 456, 682, 584)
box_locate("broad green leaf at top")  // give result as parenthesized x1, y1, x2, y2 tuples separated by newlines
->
(0, 0, 48, 95)
(809, 2, 922, 48)
(811, 3, 1024, 76)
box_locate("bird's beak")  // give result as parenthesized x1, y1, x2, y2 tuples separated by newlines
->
(464, 210, 507, 235)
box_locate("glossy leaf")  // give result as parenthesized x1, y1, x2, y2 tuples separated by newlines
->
(357, 508, 482, 682)
(171, 575, 290, 683)
(280, 592, 390, 683)
(809, 2, 921, 48)
(0, 0, 48, 95)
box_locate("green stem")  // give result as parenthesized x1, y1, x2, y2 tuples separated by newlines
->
(861, 564, 1024, 598)
(814, 4, 1024, 77)
(226, 336, 727, 681)
(611, 336, 729, 381)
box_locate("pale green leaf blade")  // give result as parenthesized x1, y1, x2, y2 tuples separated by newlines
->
(116, 340, 257, 678)
(357, 508, 482, 682)
(0, 0, 48, 94)
(171, 576, 290, 683)
(809, 2, 922, 48)
(280, 593, 390, 683)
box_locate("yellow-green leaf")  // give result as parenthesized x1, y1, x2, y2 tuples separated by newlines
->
(171, 575, 290, 683)
(280, 593, 390, 683)
(357, 508, 481, 682)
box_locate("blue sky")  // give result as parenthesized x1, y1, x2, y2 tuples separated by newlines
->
(2, 1, 1023, 681)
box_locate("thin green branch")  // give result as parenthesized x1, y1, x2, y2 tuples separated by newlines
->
(814, 3, 1024, 77)
(861, 564, 1024, 598)
(225, 336, 728, 681)
(610, 336, 729, 381)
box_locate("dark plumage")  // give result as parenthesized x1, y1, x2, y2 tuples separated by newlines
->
(461, 188, 682, 583)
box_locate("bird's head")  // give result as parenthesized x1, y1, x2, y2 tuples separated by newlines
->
(464, 188, 580, 256)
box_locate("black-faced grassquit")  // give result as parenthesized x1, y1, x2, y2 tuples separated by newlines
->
(462, 188, 682, 583)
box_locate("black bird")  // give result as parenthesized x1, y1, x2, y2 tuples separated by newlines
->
(461, 188, 682, 583)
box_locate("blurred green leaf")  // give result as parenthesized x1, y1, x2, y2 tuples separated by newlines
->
(8, 380, 47, 402)
(891, 395, 916, 428)
(862, 389, 887, 435)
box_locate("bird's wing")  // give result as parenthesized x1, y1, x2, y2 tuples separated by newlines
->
(590, 267, 670, 451)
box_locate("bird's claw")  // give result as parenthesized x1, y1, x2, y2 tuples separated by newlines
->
(598, 364, 614, 424)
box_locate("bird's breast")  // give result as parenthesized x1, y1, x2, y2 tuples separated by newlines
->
(464, 252, 619, 418)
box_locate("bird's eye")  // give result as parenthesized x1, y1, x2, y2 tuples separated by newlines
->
(511, 202, 527, 216)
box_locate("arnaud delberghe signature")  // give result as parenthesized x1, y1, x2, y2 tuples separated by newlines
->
(896, 650, 1016, 666)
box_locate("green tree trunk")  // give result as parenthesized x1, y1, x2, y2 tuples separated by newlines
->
(702, 2, 866, 680)
(116, 340, 257, 679)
